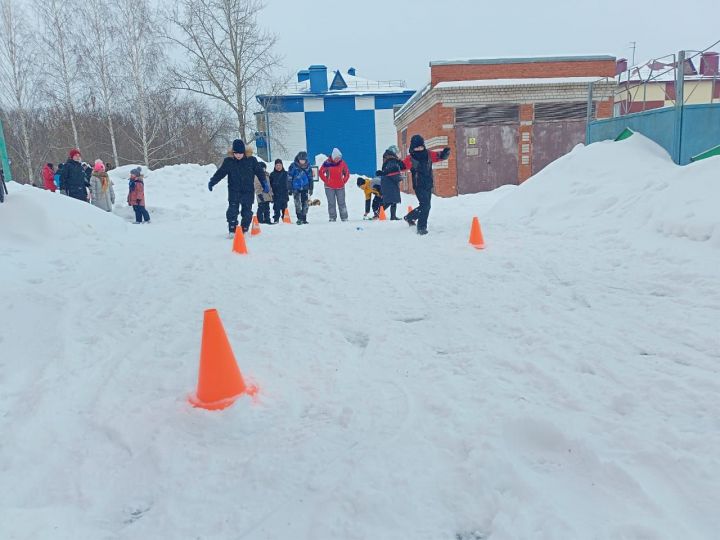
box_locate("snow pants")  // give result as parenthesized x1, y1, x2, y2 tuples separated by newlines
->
(406, 187, 431, 231)
(293, 190, 309, 221)
(227, 190, 254, 232)
(325, 187, 348, 221)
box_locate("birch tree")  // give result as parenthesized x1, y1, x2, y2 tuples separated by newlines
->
(0, 0, 38, 185)
(34, 0, 81, 149)
(81, 0, 120, 167)
(117, 0, 166, 167)
(164, 0, 282, 141)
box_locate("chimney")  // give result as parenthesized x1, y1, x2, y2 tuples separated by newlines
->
(297, 70, 310, 83)
(616, 58, 628, 75)
(700, 52, 719, 76)
(308, 65, 328, 94)
(348, 67, 356, 76)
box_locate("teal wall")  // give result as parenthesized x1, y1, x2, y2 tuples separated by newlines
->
(587, 103, 720, 165)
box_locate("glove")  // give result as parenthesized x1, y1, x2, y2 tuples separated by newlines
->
(440, 147, 451, 160)
(208, 181, 213, 192)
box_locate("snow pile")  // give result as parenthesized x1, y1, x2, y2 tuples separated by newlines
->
(490, 134, 720, 248)
(1, 141, 719, 540)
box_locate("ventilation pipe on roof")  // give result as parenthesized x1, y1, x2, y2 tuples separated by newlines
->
(308, 65, 328, 93)
(700, 52, 718, 76)
(348, 67, 356, 76)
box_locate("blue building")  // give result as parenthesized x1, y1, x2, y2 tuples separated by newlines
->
(256, 65, 415, 175)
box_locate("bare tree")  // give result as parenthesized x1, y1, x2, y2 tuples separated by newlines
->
(0, 0, 38, 185)
(81, 0, 120, 167)
(164, 0, 282, 141)
(116, 0, 168, 167)
(34, 0, 82, 150)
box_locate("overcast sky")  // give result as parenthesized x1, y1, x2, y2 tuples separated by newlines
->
(258, 0, 720, 89)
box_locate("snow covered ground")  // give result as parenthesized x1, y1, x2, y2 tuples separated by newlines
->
(1, 136, 719, 539)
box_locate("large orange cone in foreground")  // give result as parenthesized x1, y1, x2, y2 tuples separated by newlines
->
(469, 217, 486, 249)
(189, 309, 249, 410)
(232, 227, 248, 255)
(378, 205, 387, 221)
(283, 208, 291, 224)
(251, 216, 261, 236)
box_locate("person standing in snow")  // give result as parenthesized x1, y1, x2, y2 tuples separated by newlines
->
(287, 151, 314, 225)
(269, 159, 289, 223)
(319, 148, 350, 222)
(208, 139, 269, 234)
(60, 148, 90, 202)
(53, 163, 63, 192)
(127, 167, 150, 224)
(356, 176, 383, 219)
(42, 163, 56, 192)
(89, 160, 115, 212)
(402, 135, 451, 235)
(255, 162, 274, 225)
(379, 145, 404, 220)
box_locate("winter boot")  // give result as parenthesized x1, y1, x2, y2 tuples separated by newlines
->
(417, 228, 428, 235)
(404, 215, 416, 227)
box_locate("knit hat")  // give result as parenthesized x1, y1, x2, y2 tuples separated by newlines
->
(69, 148, 81, 159)
(231, 139, 245, 154)
(386, 145, 400, 156)
(410, 135, 425, 149)
(130, 167, 142, 177)
(93, 159, 105, 172)
(331, 147, 342, 161)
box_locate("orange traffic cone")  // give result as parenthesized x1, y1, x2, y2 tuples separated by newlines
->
(469, 217, 486, 250)
(407, 205, 414, 214)
(283, 208, 291, 224)
(378, 206, 387, 221)
(189, 309, 253, 410)
(232, 226, 248, 255)
(251, 215, 261, 236)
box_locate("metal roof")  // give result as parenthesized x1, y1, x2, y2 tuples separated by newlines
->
(430, 55, 616, 67)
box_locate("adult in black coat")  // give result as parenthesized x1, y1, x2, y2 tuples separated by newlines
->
(208, 138, 269, 234)
(379, 147, 405, 220)
(269, 159, 289, 223)
(60, 148, 90, 202)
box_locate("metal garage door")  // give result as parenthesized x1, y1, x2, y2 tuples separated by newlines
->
(532, 102, 589, 175)
(455, 105, 519, 194)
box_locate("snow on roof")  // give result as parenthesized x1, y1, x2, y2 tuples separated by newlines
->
(430, 55, 616, 66)
(282, 69, 411, 96)
(435, 76, 610, 89)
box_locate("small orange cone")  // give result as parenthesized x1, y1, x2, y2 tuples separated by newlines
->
(469, 217, 486, 249)
(189, 309, 253, 410)
(378, 206, 387, 221)
(251, 215, 261, 236)
(283, 208, 291, 224)
(407, 205, 414, 214)
(232, 227, 248, 254)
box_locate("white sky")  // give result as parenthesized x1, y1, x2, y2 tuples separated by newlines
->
(259, 0, 720, 89)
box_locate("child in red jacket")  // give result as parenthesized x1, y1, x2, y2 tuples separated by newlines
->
(128, 167, 151, 224)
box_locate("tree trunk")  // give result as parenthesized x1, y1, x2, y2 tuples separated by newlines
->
(106, 111, 119, 166)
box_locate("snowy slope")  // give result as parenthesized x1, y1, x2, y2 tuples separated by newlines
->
(1, 138, 719, 540)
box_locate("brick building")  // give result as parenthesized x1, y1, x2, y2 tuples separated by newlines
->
(394, 56, 617, 196)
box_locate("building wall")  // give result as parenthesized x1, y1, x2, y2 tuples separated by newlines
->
(266, 91, 414, 175)
(396, 81, 615, 196)
(269, 112, 307, 159)
(397, 103, 458, 197)
(617, 80, 718, 111)
(374, 109, 397, 170)
(430, 58, 617, 87)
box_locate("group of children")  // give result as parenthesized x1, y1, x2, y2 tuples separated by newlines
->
(209, 134, 451, 235)
(41, 148, 151, 224)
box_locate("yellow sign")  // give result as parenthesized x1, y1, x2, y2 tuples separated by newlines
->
(468, 137, 477, 145)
